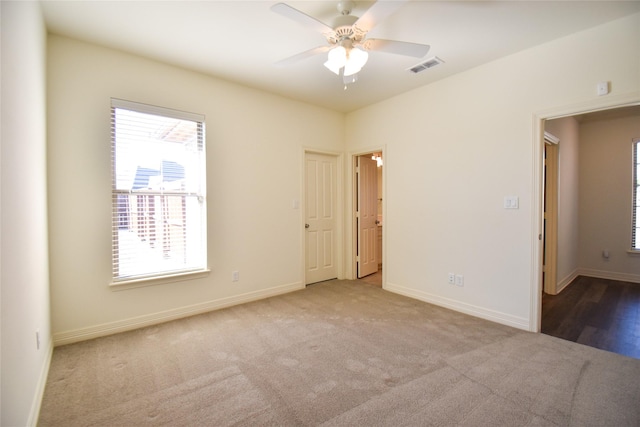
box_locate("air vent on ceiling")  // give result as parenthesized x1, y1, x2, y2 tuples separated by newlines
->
(407, 56, 444, 74)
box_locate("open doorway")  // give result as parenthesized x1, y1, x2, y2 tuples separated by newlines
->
(353, 151, 383, 287)
(536, 103, 640, 334)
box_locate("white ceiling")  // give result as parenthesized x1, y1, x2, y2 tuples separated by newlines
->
(41, 0, 640, 113)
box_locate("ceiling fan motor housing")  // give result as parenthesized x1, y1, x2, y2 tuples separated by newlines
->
(271, 0, 431, 82)
(329, 15, 363, 45)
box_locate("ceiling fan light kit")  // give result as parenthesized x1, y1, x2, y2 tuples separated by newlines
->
(324, 44, 369, 77)
(271, 0, 430, 86)
(343, 47, 368, 76)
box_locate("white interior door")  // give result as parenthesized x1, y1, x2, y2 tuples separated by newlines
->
(357, 155, 378, 278)
(305, 153, 338, 285)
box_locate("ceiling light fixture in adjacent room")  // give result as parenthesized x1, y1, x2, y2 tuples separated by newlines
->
(371, 153, 383, 167)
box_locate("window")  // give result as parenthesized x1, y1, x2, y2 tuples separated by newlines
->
(111, 99, 207, 283)
(633, 138, 640, 251)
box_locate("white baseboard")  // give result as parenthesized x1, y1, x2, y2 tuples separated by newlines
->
(556, 269, 580, 294)
(28, 341, 54, 427)
(553, 269, 639, 295)
(53, 281, 304, 346)
(577, 268, 640, 284)
(384, 282, 530, 331)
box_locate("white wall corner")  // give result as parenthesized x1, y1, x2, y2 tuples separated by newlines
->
(27, 341, 54, 427)
(555, 269, 581, 294)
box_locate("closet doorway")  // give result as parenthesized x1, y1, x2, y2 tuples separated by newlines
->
(353, 151, 383, 287)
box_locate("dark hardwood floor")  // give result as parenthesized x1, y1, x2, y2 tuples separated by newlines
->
(542, 276, 640, 359)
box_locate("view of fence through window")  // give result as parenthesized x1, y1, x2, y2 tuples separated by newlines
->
(111, 101, 206, 281)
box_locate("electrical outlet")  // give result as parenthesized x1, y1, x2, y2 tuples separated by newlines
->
(597, 81, 609, 96)
(448, 273, 455, 285)
(455, 275, 464, 287)
(35, 330, 41, 350)
(232, 271, 239, 282)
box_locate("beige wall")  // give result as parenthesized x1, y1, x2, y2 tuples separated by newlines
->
(545, 117, 581, 290)
(47, 35, 345, 343)
(345, 13, 640, 329)
(579, 115, 640, 281)
(4, 7, 640, 423)
(1, 2, 51, 425)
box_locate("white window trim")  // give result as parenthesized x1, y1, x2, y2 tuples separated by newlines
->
(110, 99, 208, 288)
(631, 138, 640, 253)
(109, 269, 210, 291)
(112, 98, 204, 123)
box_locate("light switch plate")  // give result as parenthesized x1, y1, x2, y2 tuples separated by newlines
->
(504, 196, 519, 209)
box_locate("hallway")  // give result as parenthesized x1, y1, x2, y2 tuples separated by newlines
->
(541, 276, 640, 359)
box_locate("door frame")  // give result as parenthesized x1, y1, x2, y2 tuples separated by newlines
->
(531, 94, 640, 332)
(301, 148, 344, 286)
(543, 136, 559, 295)
(356, 154, 379, 278)
(349, 147, 385, 284)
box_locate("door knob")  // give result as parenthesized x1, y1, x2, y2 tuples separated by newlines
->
(305, 223, 310, 229)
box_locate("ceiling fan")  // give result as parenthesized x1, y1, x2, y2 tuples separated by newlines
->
(271, 0, 430, 86)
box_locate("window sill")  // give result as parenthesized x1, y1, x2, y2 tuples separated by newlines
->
(627, 250, 640, 256)
(109, 269, 210, 291)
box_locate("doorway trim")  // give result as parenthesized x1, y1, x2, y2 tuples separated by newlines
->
(530, 93, 640, 332)
(543, 136, 559, 296)
(349, 146, 386, 285)
(301, 148, 344, 286)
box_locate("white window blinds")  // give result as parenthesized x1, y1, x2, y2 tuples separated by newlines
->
(111, 99, 207, 282)
(633, 138, 640, 251)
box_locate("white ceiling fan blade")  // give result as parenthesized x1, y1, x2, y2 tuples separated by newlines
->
(362, 39, 430, 58)
(270, 3, 333, 35)
(354, 0, 409, 33)
(274, 46, 331, 67)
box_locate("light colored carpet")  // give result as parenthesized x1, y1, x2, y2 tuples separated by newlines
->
(39, 280, 640, 426)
